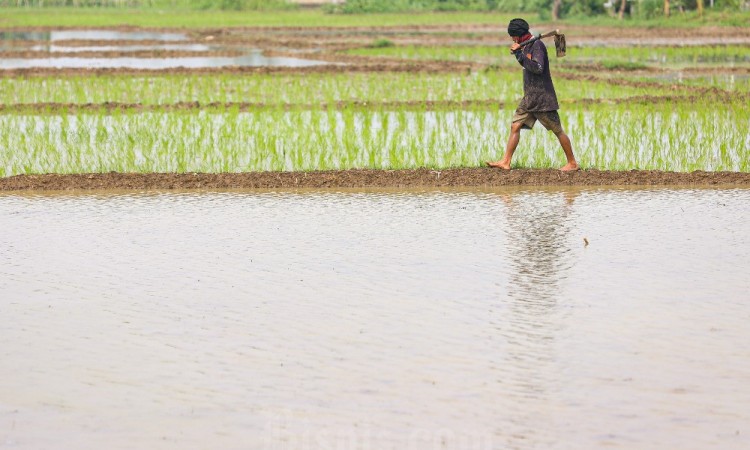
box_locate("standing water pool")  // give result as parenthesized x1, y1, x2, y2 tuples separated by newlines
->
(1, 187, 749, 449)
(0, 30, 331, 69)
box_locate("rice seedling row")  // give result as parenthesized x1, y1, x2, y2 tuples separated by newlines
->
(0, 71, 690, 106)
(1, 101, 746, 177)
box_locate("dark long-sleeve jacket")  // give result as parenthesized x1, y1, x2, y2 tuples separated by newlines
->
(515, 40, 559, 112)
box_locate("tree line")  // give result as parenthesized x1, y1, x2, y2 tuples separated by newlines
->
(2, 0, 747, 19)
(325, 0, 746, 19)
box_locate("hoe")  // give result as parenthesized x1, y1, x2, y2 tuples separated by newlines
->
(512, 29, 567, 58)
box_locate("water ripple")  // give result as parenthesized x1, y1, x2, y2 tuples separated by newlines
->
(1, 187, 748, 449)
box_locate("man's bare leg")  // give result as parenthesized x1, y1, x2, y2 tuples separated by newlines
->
(487, 121, 523, 169)
(556, 131, 579, 171)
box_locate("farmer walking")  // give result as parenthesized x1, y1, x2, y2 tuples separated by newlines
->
(487, 18, 579, 171)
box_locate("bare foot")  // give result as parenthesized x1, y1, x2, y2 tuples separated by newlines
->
(486, 161, 511, 170)
(560, 162, 580, 172)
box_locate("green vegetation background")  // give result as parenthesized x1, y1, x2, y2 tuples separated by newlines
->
(1, 0, 748, 26)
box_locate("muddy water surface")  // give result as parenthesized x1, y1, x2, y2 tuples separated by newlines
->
(1, 187, 749, 449)
(0, 52, 330, 69)
(0, 30, 188, 42)
(0, 30, 330, 69)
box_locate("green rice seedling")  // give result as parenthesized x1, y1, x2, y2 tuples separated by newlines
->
(568, 45, 750, 67)
(370, 39, 395, 48)
(0, 71, 686, 107)
(0, 96, 746, 176)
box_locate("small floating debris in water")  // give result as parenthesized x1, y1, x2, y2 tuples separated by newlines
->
(583, 237, 589, 246)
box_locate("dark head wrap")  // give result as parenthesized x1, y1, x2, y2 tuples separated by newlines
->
(507, 18, 530, 37)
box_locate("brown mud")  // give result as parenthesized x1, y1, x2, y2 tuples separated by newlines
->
(3, 91, 747, 114)
(1, 61, 745, 79)
(2, 169, 748, 192)
(0, 55, 745, 79)
(0, 60, 474, 77)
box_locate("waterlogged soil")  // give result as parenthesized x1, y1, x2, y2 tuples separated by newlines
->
(192, 24, 750, 47)
(3, 23, 750, 74)
(2, 23, 749, 77)
(0, 60, 472, 77)
(2, 90, 747, 114)
(2, 169, 748, 191)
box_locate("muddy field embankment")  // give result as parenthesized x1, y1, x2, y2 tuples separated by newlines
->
(2, 169, 749, 192)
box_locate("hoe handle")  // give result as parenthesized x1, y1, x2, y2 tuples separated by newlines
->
(511, 29, 560, 54)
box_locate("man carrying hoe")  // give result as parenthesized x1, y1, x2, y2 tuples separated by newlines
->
(487, 18, 579, 171)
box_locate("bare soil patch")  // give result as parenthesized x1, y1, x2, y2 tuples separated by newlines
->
(0, 60, 473, 77)
(2, 169, 747, 192)
(3, 89, 747, 114)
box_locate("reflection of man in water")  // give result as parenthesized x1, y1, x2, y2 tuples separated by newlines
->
(495, 190, 579, 447)
(501, 189, 577, 302)
(486, 18, 579, 172)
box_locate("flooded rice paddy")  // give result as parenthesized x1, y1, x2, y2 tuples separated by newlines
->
(0, 30, 189, 42)
(0, 52, 330, 70)
(1, 187, 749, 449)
(0, 30, 330, 69)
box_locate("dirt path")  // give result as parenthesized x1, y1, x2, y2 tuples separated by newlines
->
(2, 169, 748, 192)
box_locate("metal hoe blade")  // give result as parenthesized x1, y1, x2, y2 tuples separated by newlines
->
(554, 33, 566, 58)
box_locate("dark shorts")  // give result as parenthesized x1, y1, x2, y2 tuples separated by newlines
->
(512, 107, 563, 134)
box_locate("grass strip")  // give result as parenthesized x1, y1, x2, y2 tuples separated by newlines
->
(0, 8, 515, 28)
